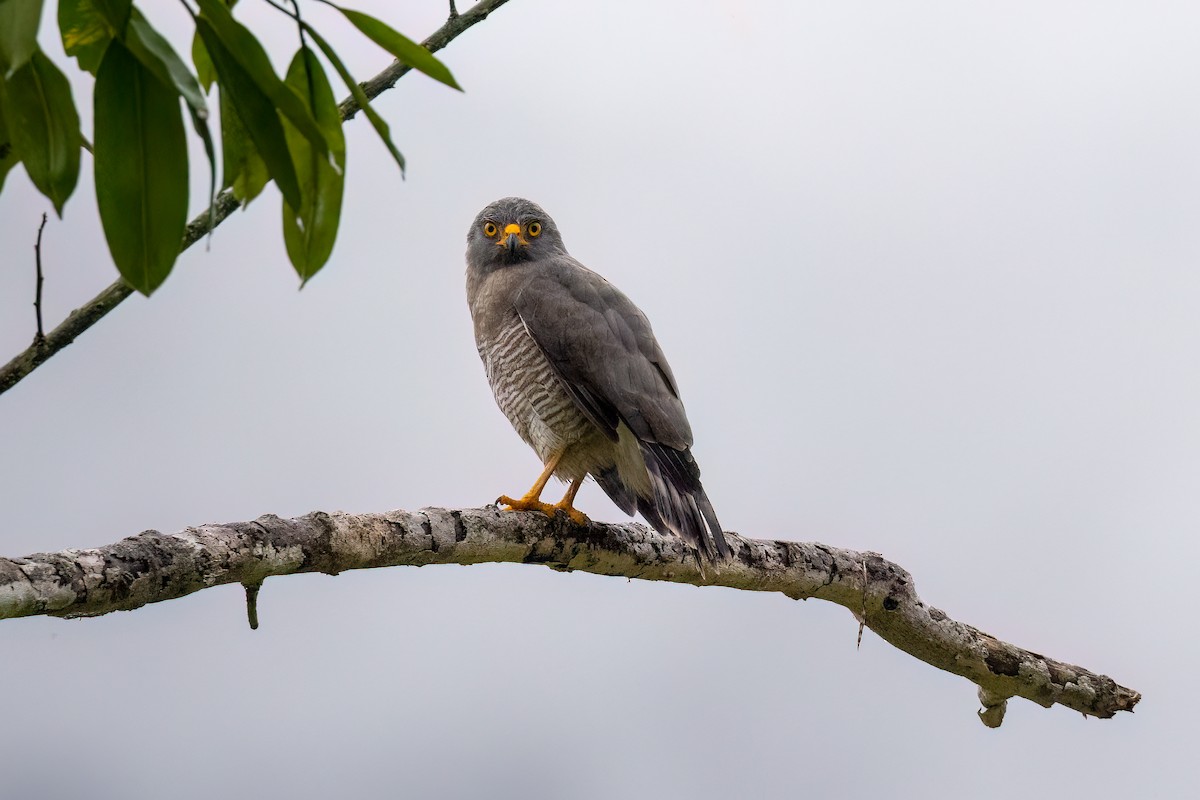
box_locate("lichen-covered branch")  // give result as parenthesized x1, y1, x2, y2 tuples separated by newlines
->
(0, 506, 1139, 727)
(0, 0, 513, 397)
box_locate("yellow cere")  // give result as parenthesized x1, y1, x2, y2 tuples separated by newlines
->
(504, 223, 521, 235)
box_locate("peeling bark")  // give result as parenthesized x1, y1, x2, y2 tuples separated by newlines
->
(0, 507, 1140, 726)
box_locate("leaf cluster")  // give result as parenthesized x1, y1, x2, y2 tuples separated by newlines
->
(0, 0, 462, 293)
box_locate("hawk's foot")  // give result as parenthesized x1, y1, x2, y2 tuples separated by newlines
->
(497, 494, 557, 518)
(552, 501, 589, 526)
(497, 494, 588, 526)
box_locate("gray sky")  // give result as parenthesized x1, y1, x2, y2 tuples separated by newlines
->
(1, 1, 1196, 797)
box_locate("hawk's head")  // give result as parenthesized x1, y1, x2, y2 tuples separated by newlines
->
(466, 197, 566, 270)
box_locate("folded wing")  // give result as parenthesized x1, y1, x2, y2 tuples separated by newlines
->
(512, 257, 731, 561)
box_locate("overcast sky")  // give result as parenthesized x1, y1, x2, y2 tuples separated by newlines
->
(1, 1, 1196, 797)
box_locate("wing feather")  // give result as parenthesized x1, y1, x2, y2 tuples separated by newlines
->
(512, 256, 692, 449)
(511, 255, 729, 561)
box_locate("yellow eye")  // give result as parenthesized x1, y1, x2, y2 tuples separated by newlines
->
(483, 222, 498, 237)
(527, 221, 542, 237)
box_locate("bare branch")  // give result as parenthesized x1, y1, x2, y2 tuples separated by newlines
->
(0, 506, 1140, 726)
(0, 0, 513, 397)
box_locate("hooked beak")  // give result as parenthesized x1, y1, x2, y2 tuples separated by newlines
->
(501, 222, 522, 256)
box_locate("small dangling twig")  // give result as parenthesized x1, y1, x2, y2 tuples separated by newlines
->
(243, 580, 263, 630)
(977, 687, 1010, 728)
(856, 557, 867, 649)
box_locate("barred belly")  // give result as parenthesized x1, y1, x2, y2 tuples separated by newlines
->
(481, 317, 601, 476)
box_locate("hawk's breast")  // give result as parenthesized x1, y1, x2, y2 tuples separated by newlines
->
(480, 315, 596, 462)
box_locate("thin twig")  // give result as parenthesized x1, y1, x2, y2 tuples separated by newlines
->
(267, 0, 309, 49)
(292, 0, 309, 50)
(32, 213, 48, 347)
(0, 0, 513, 398)
(336, 0, 507, 120)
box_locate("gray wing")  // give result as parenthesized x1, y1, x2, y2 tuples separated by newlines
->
(512, 257, 731, 562)
(511, 257, 691, 449)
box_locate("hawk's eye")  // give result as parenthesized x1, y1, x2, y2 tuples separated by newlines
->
(483, 222, 498, 237)
(527, 221, 542, 238)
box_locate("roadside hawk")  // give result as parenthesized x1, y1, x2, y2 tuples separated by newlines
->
(465, 197, 731, 562)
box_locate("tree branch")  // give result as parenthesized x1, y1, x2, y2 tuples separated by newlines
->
(0, 0, 513, 398)
(0, 506, 1139, 727)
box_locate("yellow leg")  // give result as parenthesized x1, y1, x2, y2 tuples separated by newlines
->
(497, 453, 587, 526)
(551, 478, 588, 526)
(497, 453, 561, 517)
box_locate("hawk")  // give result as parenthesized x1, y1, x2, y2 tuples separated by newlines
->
(465, 197, 731, 562)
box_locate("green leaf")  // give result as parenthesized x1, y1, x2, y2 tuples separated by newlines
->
(197, 17, 300, 209)
(332, 6, 461, 91)
(188, 0, 235, 93)
(125, 11, 208, 115)
(281, 47, 346, 283)
(194, 0, 328, 158)
(58, 0, 112, 75)
(304, 24, 405, 175)
(123, 10, 216, 227)
(219, 85, 268, 205)
(90, 0, 132, 36)
(94, 40, 189, 295)
(0, 82, 20, 193)
(4, 52, 82, 216)
(0, 0, 44, 78)
(191, 31, 216, 92)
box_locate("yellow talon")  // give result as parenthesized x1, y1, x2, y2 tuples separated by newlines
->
(554, 502, 589, 526)
(496, 458, 588, 525)
(496, 494, 588, 526)
(496, 494, 556, 517)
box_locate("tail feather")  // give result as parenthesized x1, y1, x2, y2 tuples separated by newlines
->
(594, 465, 638, 515)
(636, 442, 731, 562)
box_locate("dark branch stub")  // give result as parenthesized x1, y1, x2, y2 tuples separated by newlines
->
(244, 580, 263, 630)
(856, 556, 867, 649)
(33, 213, 48, 346)
(978, 687, 1010, 728)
